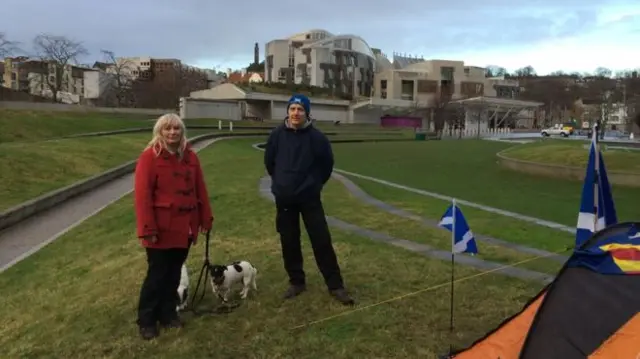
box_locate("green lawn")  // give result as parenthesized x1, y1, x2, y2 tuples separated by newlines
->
(322, 180, 563, 275)
(501, 139, 640, 173)
(343, 176, 575, 252)
(331, 140, 640, 230)
(0, 138, 546, 359)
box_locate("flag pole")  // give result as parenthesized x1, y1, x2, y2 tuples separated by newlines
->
(448, 198, 456, 356)
(592, 122, 600, 231)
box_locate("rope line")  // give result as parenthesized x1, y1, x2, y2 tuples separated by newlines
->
(290, 246, 572, 330)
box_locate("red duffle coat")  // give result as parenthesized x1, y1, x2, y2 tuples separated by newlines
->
(133, 144, 214, 249)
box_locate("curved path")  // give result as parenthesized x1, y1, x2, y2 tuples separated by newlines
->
(257, 176, 554, 284)
(0, 137, 230, 273)
(331, 173, 568, 263)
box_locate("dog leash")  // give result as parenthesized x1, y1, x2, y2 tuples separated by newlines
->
(188, 229, 241, 316)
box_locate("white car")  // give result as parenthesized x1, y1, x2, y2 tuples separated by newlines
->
(541, 124, 571, 137)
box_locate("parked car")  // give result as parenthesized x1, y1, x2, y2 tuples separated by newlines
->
(541, 124, 571, 137)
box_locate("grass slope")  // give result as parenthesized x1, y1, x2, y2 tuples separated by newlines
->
(1, 110, 153, 143)
(0, 138, 545, 359)
(0, 130, 214, 211)
(502, 140, 640, 173)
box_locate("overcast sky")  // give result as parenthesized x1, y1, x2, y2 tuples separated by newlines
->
(4, 0, 640, 75)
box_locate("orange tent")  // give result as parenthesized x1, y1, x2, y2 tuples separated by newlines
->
(451, 222, 640, 359)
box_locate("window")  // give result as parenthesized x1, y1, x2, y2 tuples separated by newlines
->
(380, 79, 387, 89)
(440, 66, 454, 81)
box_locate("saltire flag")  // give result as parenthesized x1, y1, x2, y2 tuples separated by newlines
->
(438, 200, 479, 255)
(575, 125, 618, 248)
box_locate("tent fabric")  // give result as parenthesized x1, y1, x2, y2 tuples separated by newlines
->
(451, 294, 547, 359)
(451, 222, 640, 359)
(588, 313, 640, 358)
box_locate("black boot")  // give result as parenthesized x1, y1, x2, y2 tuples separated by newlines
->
(330, 288, 355, 306)
(283, 284, 306, 299)
(139, 325, 159, 340)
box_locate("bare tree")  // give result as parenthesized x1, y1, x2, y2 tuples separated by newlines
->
(514, 66, 536, 77)
(99, 50, 138, 107)
(433, 95, 451, 139)
(0, 32, 20, 58)
(594, 67, 612, 78)
(31, 34, 88, 102)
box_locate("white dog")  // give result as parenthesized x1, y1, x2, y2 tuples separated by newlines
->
(208, 261, 258, 302)
(176, 264, 189, 312)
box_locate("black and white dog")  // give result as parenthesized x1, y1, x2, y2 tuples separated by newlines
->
(176, 264, 190, 312)
(209, 261, 258, 302)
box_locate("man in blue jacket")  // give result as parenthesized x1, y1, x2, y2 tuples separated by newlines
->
(263, 94, 354, 305)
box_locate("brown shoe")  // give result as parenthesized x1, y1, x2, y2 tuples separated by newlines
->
(160, 318, 184, 329)
(283, 284, 306, 299)
(330, 288, 355, 306)
(139, 326, 159, 340)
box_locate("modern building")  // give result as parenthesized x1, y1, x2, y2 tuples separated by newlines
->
(367, 58, 543, 129)
(372, 59, 508, 104)
(264, 29, 376, 99)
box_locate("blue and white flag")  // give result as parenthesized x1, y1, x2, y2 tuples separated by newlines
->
(438, 201, 479, 255)
(575, 126, 618, 248)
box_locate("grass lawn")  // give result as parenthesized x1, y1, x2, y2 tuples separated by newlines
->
(0, 130, 215, 211)
(0, 138, 547, 358)
(321, 180, 563, 275)
(501, 139, 640, 173)
(345, 177, 575, 252)
(331, 140, 640, 230)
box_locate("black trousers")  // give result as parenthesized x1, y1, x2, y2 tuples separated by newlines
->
(275, 195, 344, 290)
(137, 245, 190, 327)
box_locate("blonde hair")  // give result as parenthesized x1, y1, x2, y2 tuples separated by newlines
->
(146, 113, 188, 157)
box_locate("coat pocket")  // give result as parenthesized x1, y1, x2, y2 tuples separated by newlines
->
(153, 202, 173, 230)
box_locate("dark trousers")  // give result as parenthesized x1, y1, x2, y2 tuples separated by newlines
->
(275, 196, 344, 290)
(137, 245, 190, 327)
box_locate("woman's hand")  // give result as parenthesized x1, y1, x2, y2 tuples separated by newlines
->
(144, 235, 158, 243)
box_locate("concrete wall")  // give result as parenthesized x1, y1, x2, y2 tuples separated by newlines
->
(0, 100, 170, 115)
(189, 83, 246, 100)
(352, 107, 384, 124)
(179, 98, 241, 120)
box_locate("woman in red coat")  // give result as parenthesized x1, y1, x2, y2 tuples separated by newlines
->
(133, 113, 213, 340)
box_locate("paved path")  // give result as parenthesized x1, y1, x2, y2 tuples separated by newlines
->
(331, 172, 568, 264)
(258, 176, 554, 284)
(0, 137, 227, 273)
(334, 169, 576, 234)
